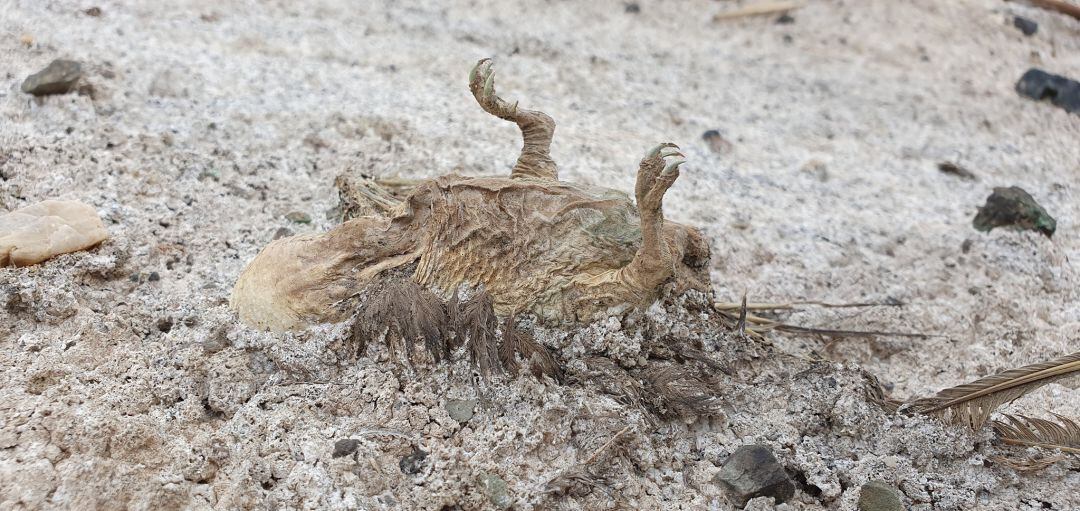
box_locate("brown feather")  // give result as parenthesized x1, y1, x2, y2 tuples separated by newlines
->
(909, 352, 1080, 429)
(993, 414, 1080, 454)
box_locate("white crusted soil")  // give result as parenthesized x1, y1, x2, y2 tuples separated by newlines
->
(2, 1, 1078, 510)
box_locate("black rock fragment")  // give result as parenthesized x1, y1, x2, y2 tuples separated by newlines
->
(973, 186, 1055, 238)
(332, 438, 360, 458)
(1013, 16, 1037, 36)
(716, 444, 796, 508)
(22, 59, 83, 96)
(1015, 68, 1080, 114)
(937, 161, 976, 181)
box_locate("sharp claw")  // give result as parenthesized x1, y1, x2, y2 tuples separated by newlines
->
(468, 63, 479, 85)
(646, 142, 680, 159)
(511, 100, 519, 115)
(483, 71, 495, 98)
(660, 150, 685, 159)
(662, 160, 685, 175)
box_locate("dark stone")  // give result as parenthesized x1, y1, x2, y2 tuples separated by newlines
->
(84, 7, 102, 17)
(702, 129, 733, 154)
(156, 317, 174, 333)
(1013, 16, 1037, 36)
(775, 13, 795, 24)
(1015, 68, 1080, 114)
(716, 444, 795, 508)
(624, 2, 640, 13)
(332, 439, 360, 458)
(973, 186, 1056, 238)
(937, 161, 976, 181)
(271, 227, 293, 240)
(22, 59, 83, 96)
(399, 448, 428, 474)
(148, 271, 160, 282)
(858, 481, 904, 511)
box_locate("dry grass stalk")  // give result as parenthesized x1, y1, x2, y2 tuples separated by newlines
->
(1016, 0, 1080, 20)
(545, 425, 633, 495)
(713, 1, 803, 21)
(712, 303, 929, 339)
(909, 352, 1080, 429)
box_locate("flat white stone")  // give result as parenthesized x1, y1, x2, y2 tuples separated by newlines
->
(0, 200, 109, 267)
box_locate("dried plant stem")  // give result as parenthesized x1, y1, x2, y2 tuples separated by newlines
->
(583, 425, 633, 465)
(713, 1, 803, 21)
(1015, 0, 1080, 20)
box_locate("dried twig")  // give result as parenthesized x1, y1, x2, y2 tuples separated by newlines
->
(713, 1, 803, 21)
(1014, 0, 1080, 20)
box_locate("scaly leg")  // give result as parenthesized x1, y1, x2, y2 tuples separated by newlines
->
(468, 58, 558, 181)
(568, 144, 686, 320)
(625, 143, 685, 291)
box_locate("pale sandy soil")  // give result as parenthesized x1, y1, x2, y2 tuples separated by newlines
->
(1, 1, 1079, 510)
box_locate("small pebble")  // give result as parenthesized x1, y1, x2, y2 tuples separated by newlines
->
(937, 161, 976, 181)
(285, 211, 312, 224)
(1013, 16, 1037, 36)
(272, 227, 294, 240)
(775, 13, 795, 24)
(156, 317, 174, 333)
(702, 129, 734, 154)
(445, 398, 478, 424)
(1016, 68, 1080, 114)
(716, 444, 795, 508)
(21, 59, 83, 96)
(332, 439, 360, 458)
(973, 186, 1056, 238)
(624, 2, 640, 13)
(148, 271, 160, 282)
(858, 481, 904, 511)
(478, 472, 512, 509)
(84, 6, 102, 17)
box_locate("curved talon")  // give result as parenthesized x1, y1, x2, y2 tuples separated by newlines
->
(468, 62, 480, 84)
(660, 150, 684, 159)
(662, 160, 685, 175)
(483, 71, 495, 99)
(646, 142, 680, 159)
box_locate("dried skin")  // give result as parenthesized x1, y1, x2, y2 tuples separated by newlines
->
(0, 200, 108, 267)
(230, 59, 711, 331)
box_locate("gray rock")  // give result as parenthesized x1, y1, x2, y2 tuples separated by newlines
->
(477, 471, 511, 509)
(332, 438, 360, 458)
(858, 481, 904, 511)
(445, 398, 477, 423)
(22, 59, 83, 96)
(285, 211, 311, 224)
(716, 444, 795, 508)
